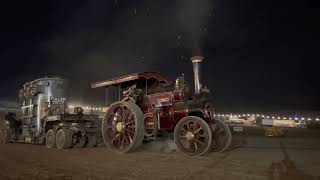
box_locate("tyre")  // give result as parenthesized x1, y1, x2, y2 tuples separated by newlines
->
(102, 101, 145, 153)
(56, 129, 73, 150)
(174, 116, 213, 156)
(73, 135, 86, 148)
(46, 129, 56, 149)
(85, 134, 97, 148)
(211, 119, 232, 152)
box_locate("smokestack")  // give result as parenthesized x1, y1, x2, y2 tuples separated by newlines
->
(191, 56, 205, 95)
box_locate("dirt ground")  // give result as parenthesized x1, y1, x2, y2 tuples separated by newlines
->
(0, 127, 320, 180)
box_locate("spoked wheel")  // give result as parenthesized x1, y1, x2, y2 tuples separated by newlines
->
(174, 116, 212, 156)
(102, 101, 144, 153)
(46, 129, 56, 149)
(56, 129, 73, 150)
(211, 119, 232, 152)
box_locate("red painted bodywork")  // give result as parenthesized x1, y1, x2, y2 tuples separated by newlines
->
(138, 89, 188, 130)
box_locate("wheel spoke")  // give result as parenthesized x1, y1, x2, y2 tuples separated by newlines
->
(194, 141, 199, 150)
(180, 135, 187, 139)
(120, 133, 125, 149)
(186, 123, 191, 132)
(125, 120, 135, 126)
(123, 132, 129, 144)
(125, 128, 135, 134)
(193, 127, 203, 135)
(181, 127, 188, 133)
(127, 125, 136, 129)
(105, 124, 114, 129)
(111, 133, 120, 143)
(215, 127, 224, 136)
(194, 139, 204, 146)
(128, 133, 133, 143)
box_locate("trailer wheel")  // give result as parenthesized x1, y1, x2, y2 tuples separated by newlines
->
(46, 129, 56, 149)
(174, 116, 213, 156)
(73, 135, 86, 148)
(211, 119, 232, 152)
(85, 134, 97, 148)
(102, 101, 144, 153)
(0, 129, 9, 144)
(56, 129, 73, 150)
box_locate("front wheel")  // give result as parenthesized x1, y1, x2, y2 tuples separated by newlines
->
(174, 116, 213, 156)
(102, 101, 145, 153)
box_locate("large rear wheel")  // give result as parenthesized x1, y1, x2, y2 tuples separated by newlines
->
(174, 116, 212, 156)
(102, 101, 144, 153)
(211, 119, 232, 152)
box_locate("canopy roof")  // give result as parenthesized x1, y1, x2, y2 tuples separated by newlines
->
(91, 72, 168, 88)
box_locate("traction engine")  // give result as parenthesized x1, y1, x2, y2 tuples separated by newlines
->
(92, 56, 232, 156)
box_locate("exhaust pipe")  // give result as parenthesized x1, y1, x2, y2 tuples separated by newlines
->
(191, 56, 205, 95)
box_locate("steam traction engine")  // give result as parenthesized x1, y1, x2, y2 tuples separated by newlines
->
(92, 56, 232, 156)
(0, 77, 99, 149)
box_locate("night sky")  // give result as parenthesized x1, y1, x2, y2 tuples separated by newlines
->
(0, 0, 319, 112)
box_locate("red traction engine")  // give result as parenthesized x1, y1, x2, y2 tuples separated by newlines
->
(92, 56, 232, 156)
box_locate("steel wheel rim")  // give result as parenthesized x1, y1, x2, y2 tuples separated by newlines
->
(103, 104, 137, 152)
(175, 116, 212, 156)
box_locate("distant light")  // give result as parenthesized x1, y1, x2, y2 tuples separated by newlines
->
(295, 118, 298, 120)
(272, 116, 275, 119)
(316, 118, 319, 121)
(256, 114, 260, 117)
(218, 114, 221, 117)
(289, 117, 292, 120)
(308, 118, 312, 121)
(242, 114, 246, 117)
(283, 117, 287, 120)
(266, 116, 270, 118)
(301, 118, 305, 120)
(277, 117, 281, 119)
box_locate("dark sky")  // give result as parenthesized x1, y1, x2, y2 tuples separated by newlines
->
(0, 0, 319, 112)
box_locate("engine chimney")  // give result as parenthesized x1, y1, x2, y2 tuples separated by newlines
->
(191, 56, 205, 95)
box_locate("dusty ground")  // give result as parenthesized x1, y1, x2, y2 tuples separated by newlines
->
(0, 127, 320, 180)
